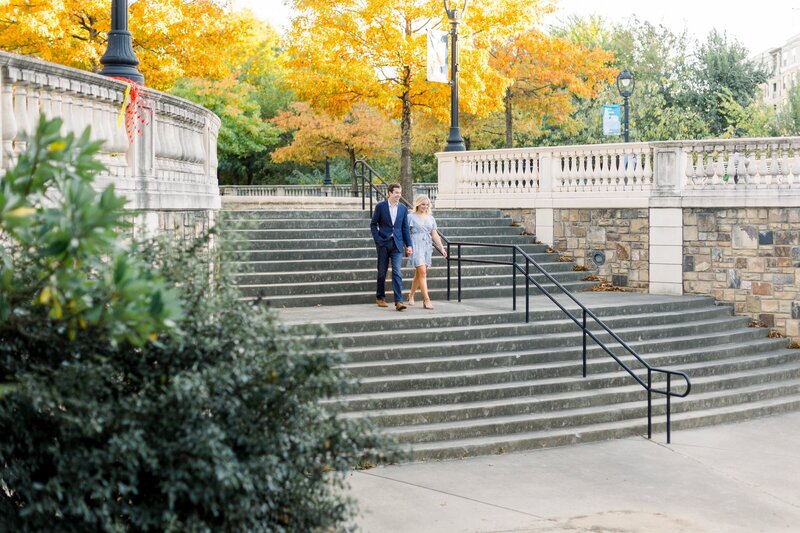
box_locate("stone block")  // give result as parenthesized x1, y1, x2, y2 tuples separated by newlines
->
(615, 243, 630, 261)
(727, 268, 742, 289)
(786, 320, 800, 338)
(697, 213, 716, 232)
(684, 225, 699, 241)
(774, 273, 796, 286)
(775, 231, 799, 245)
(793, 301, 800, 319)
(630, 219, 648, 234)
(587, 227, 606, 243)
(759, 231, 774, 245)
(607, 232, 621, 242)
(746, 295, 761, 313)
(741, 280, 752, 290)
(748, 258, 766, 272)
(752, 282, 773, 296)
(758, 314, 775, 327)
(732, 225, 758, 249)
(762, 299, 780, 313)
(684, 255, 695, 272)
(735, 257, 748, 269)
(612, 274, 628, 287)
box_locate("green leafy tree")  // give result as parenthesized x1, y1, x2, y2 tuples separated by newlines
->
(687, 30, 770, 135)
(0, 117, 396, 531)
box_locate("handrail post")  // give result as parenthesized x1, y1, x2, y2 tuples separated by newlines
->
(360, 163, 366, 210)
(512, 247, 517, 311)
(667, 374, 672, 444)
(647, 369, 653, 440)
(446, 242, 452, 301)
(582, 309, 587, 378)
(457, 244, 462, 302)
(368, 169, 374, 212)
(525, 259, 530, 323)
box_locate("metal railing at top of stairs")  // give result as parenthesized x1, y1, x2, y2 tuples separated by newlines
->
(354, 159, 691, 443)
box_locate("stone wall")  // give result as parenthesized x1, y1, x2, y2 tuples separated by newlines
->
(552, 208, 650, 291)
(683, 208, 800, 339)
(132, 210, 216, 243)
(500, 209, 536, 236)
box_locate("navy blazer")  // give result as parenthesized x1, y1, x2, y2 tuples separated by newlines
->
(370, 200, 412, 251)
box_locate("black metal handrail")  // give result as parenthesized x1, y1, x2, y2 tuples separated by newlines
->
(445, 240, 691, 443)
(353, 159, 690, 442)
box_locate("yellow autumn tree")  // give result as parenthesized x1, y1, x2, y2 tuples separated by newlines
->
(284, 0, 553, 200)
(0, 0, 266, 90)
(491, 29, 617, 147)
(271, 102, 397, 190)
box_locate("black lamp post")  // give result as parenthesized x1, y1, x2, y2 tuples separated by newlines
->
(323, 156, 332, 186)
(616, 68, 634, 142)
(99, 0, 145, 84)
(443, 0, 468, 152)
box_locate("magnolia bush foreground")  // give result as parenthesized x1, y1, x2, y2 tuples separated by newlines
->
(0, 117, 395, 532)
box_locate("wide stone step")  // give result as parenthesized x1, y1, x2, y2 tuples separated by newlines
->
(221, 216, 515, 230)
(346, 364, 800, 428)
(221, 209, 504, 220)
(240, 279, 598, 306)
(236, 269, 591, 298)
(301, 295, 718, 335)
(226, 246, 552, 262)
(334, 306, 734, 350)
(337, 337, 791, 411)
(354, 344, 794, 399)
(344, 316, 756, 365)
(402, 392, 800, 460)
(233, 261, 576, 285)
(222, 226, 525, 240)
(225, 233, 540, 251)
(231, 255, 566, 274)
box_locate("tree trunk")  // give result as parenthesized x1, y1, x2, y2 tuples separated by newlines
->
(504, 87, 513, 148)
(400, 87, 413, 204)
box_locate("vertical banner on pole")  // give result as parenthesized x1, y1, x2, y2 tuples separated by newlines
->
(602, 104, 622, 136)
(427, 30, 449, 83)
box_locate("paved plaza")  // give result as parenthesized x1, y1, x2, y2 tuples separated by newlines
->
(345, 412, 800, 532)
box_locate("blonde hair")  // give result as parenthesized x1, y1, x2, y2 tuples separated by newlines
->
(414, 194, 432, 214)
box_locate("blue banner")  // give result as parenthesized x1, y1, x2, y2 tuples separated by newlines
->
(602, 105, 622, 136)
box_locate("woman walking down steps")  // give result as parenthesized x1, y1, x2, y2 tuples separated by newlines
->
(407, 194, 447, 309)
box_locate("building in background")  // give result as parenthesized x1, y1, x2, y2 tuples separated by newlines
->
(755, 33, 800, 107)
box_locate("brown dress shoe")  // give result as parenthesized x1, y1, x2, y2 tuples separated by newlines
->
(376, 299, 388, 308)
(395, 302, 407, 311)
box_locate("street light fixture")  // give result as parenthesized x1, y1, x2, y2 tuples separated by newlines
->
(99, 0, 145, 84)
(616, 68, 634, 142)
(443, 0, 468, 152)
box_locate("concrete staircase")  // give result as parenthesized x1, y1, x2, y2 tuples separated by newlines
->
(221, 209, 596, 307)
(222, 207, 800, 460)
(286, 294, 800, 460)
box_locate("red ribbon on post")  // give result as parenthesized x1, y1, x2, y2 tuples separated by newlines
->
(110, 76, 152, 142)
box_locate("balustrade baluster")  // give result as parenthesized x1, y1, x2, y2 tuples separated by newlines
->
(1, 78, 17, 165)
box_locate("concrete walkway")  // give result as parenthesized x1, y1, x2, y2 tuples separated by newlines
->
(345, 412, 800, 532)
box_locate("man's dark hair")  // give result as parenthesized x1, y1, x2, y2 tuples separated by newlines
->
(387, 183, 401, 193)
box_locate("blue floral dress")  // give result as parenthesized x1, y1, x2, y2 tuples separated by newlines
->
(408, 213, 438, 267)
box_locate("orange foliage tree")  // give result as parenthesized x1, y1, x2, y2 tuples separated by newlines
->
(271, 102, 397, 191)
(0, 0, 265, 90)
(491, 29, 617, 147)
(284, 0, 552, 200)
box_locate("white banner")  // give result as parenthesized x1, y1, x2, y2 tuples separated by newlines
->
(427, 30, 449, 83)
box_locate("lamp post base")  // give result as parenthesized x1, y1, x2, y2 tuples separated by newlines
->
(443, 128, 466, 152)
(99, 30, 144, 85)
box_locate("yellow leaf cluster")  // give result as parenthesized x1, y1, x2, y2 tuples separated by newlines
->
(0, 0, 272, 90)
(271, 102, 396, 164)
(285, 0, 552, 122)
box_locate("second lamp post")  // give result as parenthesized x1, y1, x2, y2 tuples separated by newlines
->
(616, 68, 635, 143)
(443, 0, 467, 152)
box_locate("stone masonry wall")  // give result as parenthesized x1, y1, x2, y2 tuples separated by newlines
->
(501, 209, 536, 237)
(552, 208, 650, 292)
(683, 208, 800, 340)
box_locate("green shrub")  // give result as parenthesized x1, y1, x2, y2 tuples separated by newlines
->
(0, 117, 394, 532)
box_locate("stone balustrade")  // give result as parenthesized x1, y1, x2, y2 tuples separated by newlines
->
(438, 140, 800, 341)
(0, 50, 220, 224)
